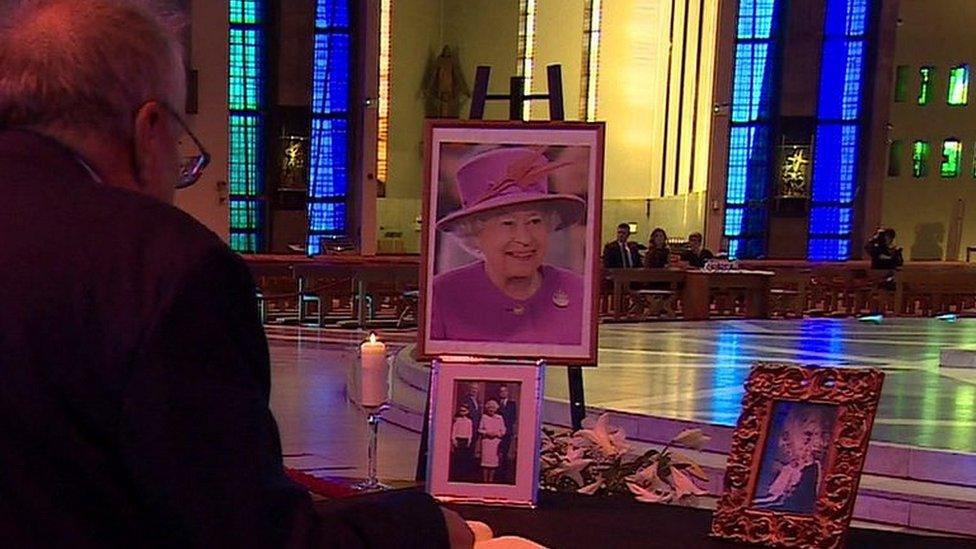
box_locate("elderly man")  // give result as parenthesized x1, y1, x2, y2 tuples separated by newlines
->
(0, 1, 469, 547)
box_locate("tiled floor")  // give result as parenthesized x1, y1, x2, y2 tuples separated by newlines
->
(268, 317, 976, 481)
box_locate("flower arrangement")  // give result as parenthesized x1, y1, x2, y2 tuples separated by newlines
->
(540, 413, 711, 504)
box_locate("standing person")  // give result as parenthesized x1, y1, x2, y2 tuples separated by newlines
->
(644, 228, 671, 268)
(462, 383, 483, 435)
(602, 223, 642, 268)
(0, 1, 471, 547)
(477, 400, 506, 484)
(496, 385, 519, 483)
(450, 404, 474, 482)
(680, 232, 714, 268)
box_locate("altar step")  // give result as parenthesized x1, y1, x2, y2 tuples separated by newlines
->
(388, 348, 976, 538)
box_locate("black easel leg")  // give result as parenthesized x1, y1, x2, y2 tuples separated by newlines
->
(567, 366, 586, 430)
(415, 368, 433, 482)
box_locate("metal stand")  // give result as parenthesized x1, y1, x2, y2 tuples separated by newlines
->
(354, 405, 390, 491)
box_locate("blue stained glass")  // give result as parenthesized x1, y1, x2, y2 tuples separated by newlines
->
(316, 0, 350, 28)
(737, 0, 776, 39)
(724, 0, 780, 259)
(307, 0, 351, 254)
(808, 238, 850, 261)
(311, 33, 350, 114)
(808, 0, 869, 260)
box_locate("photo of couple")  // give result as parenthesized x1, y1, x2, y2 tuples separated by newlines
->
(448, 380, 521, 485)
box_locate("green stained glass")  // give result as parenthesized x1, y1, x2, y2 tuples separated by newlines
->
(894, 65, 909, 102)
(229, 232, 258, 253)
(229, 114, 261, 195)
(948, 65, 969, 106)
(229, 28, 262, 111)
(229, 0, 261, 24)
(918, 66, 934, 106)
(912, 140, 930, 178)
(941, 139, 962, 178)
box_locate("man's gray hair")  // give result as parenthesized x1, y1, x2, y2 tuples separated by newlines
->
(0, 0, 185, 138)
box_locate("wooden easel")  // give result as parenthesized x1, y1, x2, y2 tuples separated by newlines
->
(415, 65, 588, 482)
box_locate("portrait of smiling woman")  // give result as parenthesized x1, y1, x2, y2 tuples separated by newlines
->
(421, 123, 604, 361)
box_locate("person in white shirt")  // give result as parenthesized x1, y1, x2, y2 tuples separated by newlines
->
(449, 404, 475, 481)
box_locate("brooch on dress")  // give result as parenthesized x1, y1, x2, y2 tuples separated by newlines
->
(552, 289, 570, 308)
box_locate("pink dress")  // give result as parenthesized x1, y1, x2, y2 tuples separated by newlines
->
(478, 414, 506, 468)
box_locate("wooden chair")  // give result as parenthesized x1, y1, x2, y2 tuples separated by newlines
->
(632, 289, 676, 319)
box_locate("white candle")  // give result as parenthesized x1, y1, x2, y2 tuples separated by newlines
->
(359, 333, 388, 407)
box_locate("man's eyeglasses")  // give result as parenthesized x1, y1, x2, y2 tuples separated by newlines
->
(162, 103, 211, 189)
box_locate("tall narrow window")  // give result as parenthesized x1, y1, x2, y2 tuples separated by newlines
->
(723, 0, 784, 260)
(375, 0, 392, 185)
(893, 65, 908, 102)
(306, 0, 352, 254)
(947, 64, 969, 106)
(941, 139, 962, 177)
(228, 0, 266, 253)
(918, 66, 934, 105)
(913, 140, 930, 178)
(516, 0, 538, 121)
(578, 0, 602, 121)
(807, 0, 870, 261)
(887, 140, 902, 177)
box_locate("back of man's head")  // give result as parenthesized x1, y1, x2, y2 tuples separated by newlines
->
(0, 0, 184, 141)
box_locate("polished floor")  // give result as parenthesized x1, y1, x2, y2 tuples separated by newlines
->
(267, 318, 976, 482)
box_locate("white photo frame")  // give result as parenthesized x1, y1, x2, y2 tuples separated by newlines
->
(426, 359, 544, 507)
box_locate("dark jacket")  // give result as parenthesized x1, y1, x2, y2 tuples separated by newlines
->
(866, 240, 904, 270)
(680, 248, 714, 269)
(643, 246, 671, 269)
(602, 240, 642, 269)
(0, 130, 447, 548)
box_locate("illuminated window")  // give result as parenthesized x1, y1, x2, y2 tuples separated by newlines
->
(941, 139, 962, 177)
(807, 0, 869, 261)
(228, 0, 266, 253)
(893, 65, 908, 102)
(306, 0, 352, 254)
(579, 0, 602, 121)
(918, 66, 934, 105)
(516, 0, 537, 120)
(948, 64, 969, 106)
(887, 140, 902, 177)
(723, 0, 782, 259)
(376, 0, 392, 184)
(912, 140, 930, 178)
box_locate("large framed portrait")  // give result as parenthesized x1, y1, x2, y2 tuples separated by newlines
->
(711, 364, 885, 549)
(418, 121, 605, 363)
(426, 360, 544, 507)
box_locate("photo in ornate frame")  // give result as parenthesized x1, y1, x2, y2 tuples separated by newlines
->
(710, 363, 885, 549)
(417, 120, 605, 364)
(426, 359, 545, 507)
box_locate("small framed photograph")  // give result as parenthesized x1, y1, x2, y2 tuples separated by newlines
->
(426, 360, 544, 507)
(418, 121, 605, 363)
(711, 364, 885, 548)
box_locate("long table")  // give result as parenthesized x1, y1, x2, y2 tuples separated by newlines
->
(604, 268, 775, 320)
(450, 491, 974, 549)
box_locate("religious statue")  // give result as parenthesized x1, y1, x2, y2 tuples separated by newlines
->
(422, 46, 470, 118)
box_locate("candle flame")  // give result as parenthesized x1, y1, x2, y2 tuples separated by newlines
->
(369, 332, 377, 344)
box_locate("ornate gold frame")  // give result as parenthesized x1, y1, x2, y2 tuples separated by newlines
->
(710, 363, 885, 548)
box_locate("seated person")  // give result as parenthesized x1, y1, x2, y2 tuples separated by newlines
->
(602, 223, 642, 268)
(679, 232, 714, 269)
(643, 227, 671, 268)
(865, 228, 904, 270)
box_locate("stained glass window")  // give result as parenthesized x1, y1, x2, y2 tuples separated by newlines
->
(723, 0, 782, 259)
(913, 140, 930, 178)
(918, 66, 934, 106)
(948, 65, 969, 106)
(807, 0, 870, 261)
(941, 139, 962, 178)
(893, 65, 908, 103)
(228, 0, 266, 253)
(306, 0, 352, 255)
(887, 140, 902, 177)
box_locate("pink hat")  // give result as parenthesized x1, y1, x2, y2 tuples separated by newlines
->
(437, 147, 585, 232)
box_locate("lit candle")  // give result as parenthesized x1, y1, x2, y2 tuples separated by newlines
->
(359, 332, 388, 407)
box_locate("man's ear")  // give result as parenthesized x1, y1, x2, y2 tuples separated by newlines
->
(132, 101, 164, 189)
